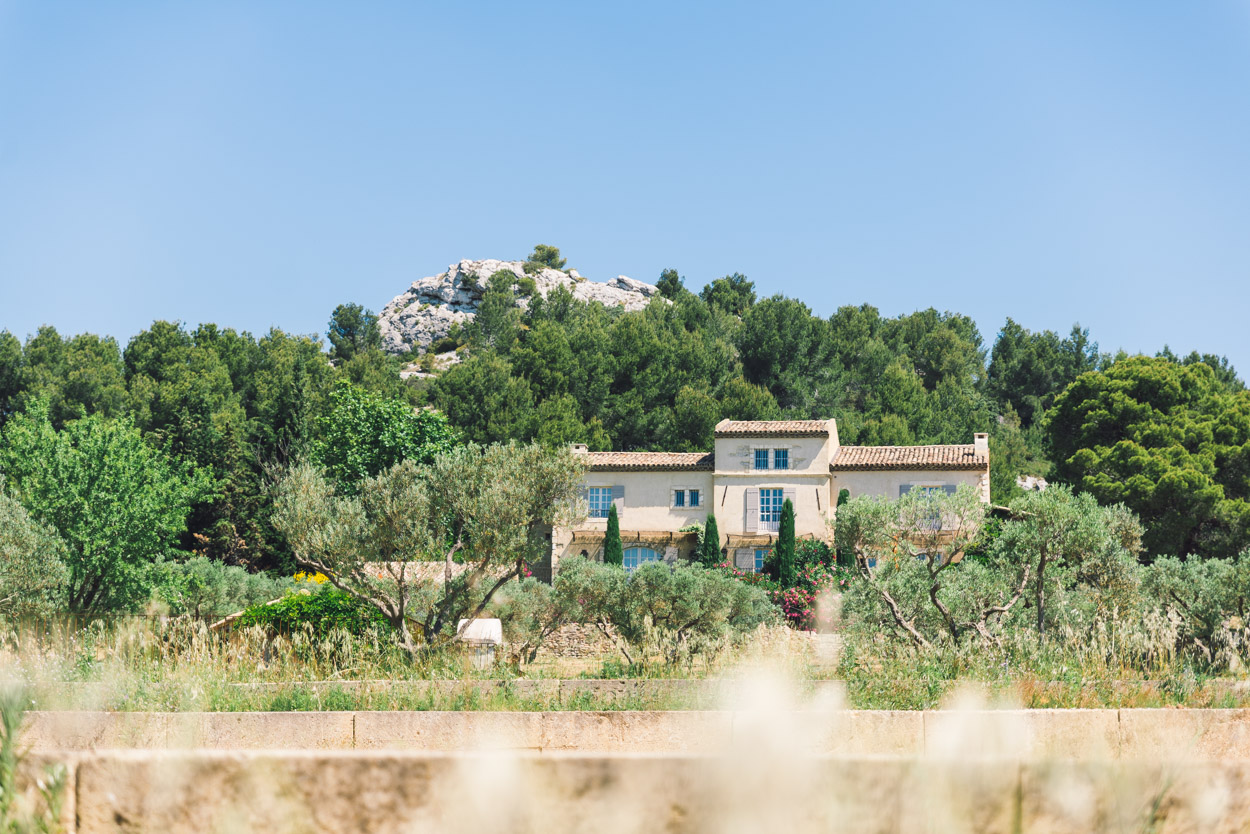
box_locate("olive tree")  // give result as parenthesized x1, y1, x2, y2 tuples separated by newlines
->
(993, 486, 1140, 636)
(272, 441, 585, 657)
(554, 558, 774, 668)
(0, 489, 69, 617)
(836, 484, 1001, 647)
(1143, 550, 1250, 665)
(838, 483, 1143, 647)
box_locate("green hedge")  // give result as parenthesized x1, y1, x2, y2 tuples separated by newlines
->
(235, 585, 390, 638)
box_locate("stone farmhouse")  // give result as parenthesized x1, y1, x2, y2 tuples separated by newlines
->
(542, 419, 989, 578)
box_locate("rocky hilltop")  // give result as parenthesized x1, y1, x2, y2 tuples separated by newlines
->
(378, 259, 662, 354)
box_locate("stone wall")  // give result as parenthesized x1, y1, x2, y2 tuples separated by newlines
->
(24, 708, 1250, 760)
(533, 623, 618, 659)
(20, 750, 1250, 833)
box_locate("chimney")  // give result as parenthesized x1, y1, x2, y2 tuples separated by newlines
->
(973, 433, 989, 455)
(570, 443, 588, 454)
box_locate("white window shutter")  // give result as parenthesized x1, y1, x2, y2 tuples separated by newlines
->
(612, 484, 625, 507)
(899, 485, 912, 498)
(782, 487, 796, 510)
(735, 548, 754, 570)
(745, 488, 759, 534)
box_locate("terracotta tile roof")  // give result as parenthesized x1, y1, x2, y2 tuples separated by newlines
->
(714, 419, 832, 438)
(831, 444, 987, 471)
(583, 451, 715, 471)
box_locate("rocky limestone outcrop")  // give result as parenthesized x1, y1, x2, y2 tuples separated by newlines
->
(378, 259, 662, 354)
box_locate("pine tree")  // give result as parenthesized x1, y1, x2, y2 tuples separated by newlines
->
(701, 513, 721, 567)
(777, 498, 796, 587)
(603, 503, 623, 567)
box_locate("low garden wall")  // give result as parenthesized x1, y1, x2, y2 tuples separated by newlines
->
(533, 623, 618, 658)
(22, 708, 1250, 760)
(18, 750, 1250, 833)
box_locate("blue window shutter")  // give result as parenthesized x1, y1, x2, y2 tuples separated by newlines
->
(745, 488, 759, 534)
(943, 485, 957, 495)
(899, 485, 912, 498)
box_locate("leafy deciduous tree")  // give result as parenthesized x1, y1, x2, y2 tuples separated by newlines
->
(0, 403, 211, 613)
(312, 380, 457, 492)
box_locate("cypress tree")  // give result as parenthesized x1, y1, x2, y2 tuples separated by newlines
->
(835, 489, 852, 568)
(603, 503, 623, 567)
(700, 513, 721, 567)
(777, 498, 796, 587)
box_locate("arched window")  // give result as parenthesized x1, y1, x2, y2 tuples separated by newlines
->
(623, 546, 663, 574)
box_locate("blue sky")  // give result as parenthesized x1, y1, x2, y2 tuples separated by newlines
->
(2, 1, 1249, 372)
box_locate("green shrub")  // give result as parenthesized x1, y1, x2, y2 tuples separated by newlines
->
(155, 556, 291, 619)
(0, 490, 69, 617)
(556, 558, 775, 668)
(236, 584, 391, 639)
(795, 538, 832, 569)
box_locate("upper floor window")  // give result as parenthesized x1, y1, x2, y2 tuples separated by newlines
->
(759, 488, 783, 533)
(754, 448, 789, 470)
(588, 486, 613, 519)
(672, 489, 703, 509)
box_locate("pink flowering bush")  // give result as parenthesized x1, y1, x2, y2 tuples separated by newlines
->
(717, 560, 854, 631)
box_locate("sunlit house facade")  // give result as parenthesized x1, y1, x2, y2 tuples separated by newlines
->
(541, 419, 989, 578)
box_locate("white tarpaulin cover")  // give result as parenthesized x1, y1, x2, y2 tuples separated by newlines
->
(456, 618, 503, 645)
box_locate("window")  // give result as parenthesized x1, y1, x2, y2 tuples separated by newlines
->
(754, 549, 769, 573)
(773, 449, 789, 470)
(689, 489, 701, 507)
(754, 449, 770, 470)
(674, 489, 686, 508)
(759, 488, 783, 533)
(588, 487, 612, 519)
(915, 485, 944, 530)
(623, 546, 663, 574)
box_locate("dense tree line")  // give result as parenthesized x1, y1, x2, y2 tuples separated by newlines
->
(1, 245, 1246, 614)
(0, 316, 418, 581)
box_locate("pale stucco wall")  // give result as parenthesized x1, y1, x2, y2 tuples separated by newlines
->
(713, 432, 834, 477)
(715, 476, 832, 540)
(579, 470, 715, 532)
(830, 469, 990, 504)
(712, 431, 835, 540)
